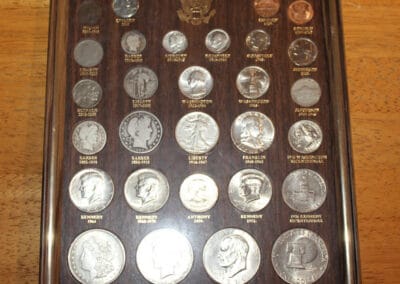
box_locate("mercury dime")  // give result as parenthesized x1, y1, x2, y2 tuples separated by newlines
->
(205, 29, 231, 54)
(123, 67, 158, 99)
(203, 228, 261, 284)
(253, 0, 281, 18)
(179, 66, 214, 100)
(78, 0, 102, 25)
(73, 39, 104, 68)
(288, 120, 323, 154)
(288, 37, 318, 67)
(112, 0, 139, 18)
(73, 79, 102, 108)
(290, 78, 321, 107)
(68, 229, 125, 284)
(136, 229, 193, 284)
(121, 30, 146, 54)
(236, 66, 270, 99)
(72, 121, 107, 155)
(162, 31, 188, 54)
(271, 228, 329, 284)
(288, 0, 314, 25)
(246, 29, 271, 53)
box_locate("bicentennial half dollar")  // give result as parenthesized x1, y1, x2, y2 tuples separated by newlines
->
(162, 31, 188, 54)
(179, 66, 214, 100)
(205, 29, 231, 54)
(288, 120, 323, 154)
(123, 66, 158, 99)
(236, 66, 270, 99)
(290, 78, 321, 107)
(288, 37, 318, 67)
(74, 39, 104, 68)
(112, 0, 139, 18)
(72, 79, 103, 109)
(246, 29, 271, 53)
(72, 121, 107, 155)
(121, 30, 146, 54)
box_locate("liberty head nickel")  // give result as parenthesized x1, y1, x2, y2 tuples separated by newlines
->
(203, 228, 261, 284)
(291, 78, 321, 107)
(205, 29, 231, 54)
(236, 66, 270, 99)
(123, 66, 158, 99)
(121, 30, 146, 54)
(271, 228, 329, 284)
(162, 31, 188, 54)
(288, 37, 318, 66)
(288, 0, 314, 25)
(253, 0, 280, 18)
(72, 121, 107, 155)
(246, 29, 271, 53)
(68, 229, 126, 284)
(112, 0, 139, 18)
(73, 79, 102, 109)
(74, 39, 104, 68)
(288, 120, 323, 154)
(179, 66, 214, 100)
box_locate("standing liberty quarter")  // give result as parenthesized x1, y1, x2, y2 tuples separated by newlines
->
(123, 67, 158, 99)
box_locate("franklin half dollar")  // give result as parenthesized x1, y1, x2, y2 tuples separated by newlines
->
(121, 30, 146, 54)
(205, 29, 231, 54)
(72, 121, 107, 155)
(123, 66, 158, 99)
(288, 37, 318, 67)
(290, 78, 321, 107)
(271, 228, 329, 284)
(162, 31, 188, 54)
(74, 39, 104, 68)
(112, 0, 139, 18)
(203, 228, 261, 284)
(236, 66, 270, 99)
(73, 79, 102, 109)
(179, 66, 214, 100)
(288, 120, 323, 154)
(246, 29, 271, 53)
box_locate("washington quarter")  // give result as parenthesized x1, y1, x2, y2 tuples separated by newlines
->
(179, 66, 214, 100)
(288, 120, 323, 154)
(253, 0, 281, 18)
(236, 66, 270, 99)
(72, 79, 102, 109)
(78, 0, 102, 25)
(290, 78, 321, 107)
(121, 30, 146, 54)
(112, 0, 139, 18)
(73, 39, 104, 68)
(162, 31, 188, 54)
(246, 29, 271, 53)
(123, 67, 158, 99)
(72, 121, 107, 155)
(288, 37, 318, 67)
(205, 29, 231, 54)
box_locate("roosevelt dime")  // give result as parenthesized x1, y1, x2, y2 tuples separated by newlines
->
(123, 67, 158, 99)
(162, 31, 188, 54)
(72, 79, 102, 108)
(246, 29, 271, 53)
(288, 120, 322, 154)
(290, 78, 321, 107)
(205, 29, 231, 54)
(121, 30, 146, 54)
(236, 66, 270, 99)
(179, 66, 214, 100)
(74, 39, 104, 68)
(112, 0, 139, 18)
(78, 0, 102, 25)
(72, 121, 107, 155)
(288, 37, 318, 67)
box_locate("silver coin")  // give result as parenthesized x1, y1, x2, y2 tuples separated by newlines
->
(112, 0, 139, 18)
(162, 31, 188, 54)
(175, 112, 219, 155)
(68, 229, 125, 284)
(288, 120, 323, 154)
(119, 111, 162, 154)
(72, 121, 107, 155)
(136, 229, 193, 284)
(229, 169, 272, 212)
(271, 228, 329, 284)
(73, 79, 102, 109)
(180, 174, 218, 213)
(203, 228, 261, 284)
(231, 111, 275, 154)
(121, 30, 146, 54)
(291, 78, 321, 107)
(288, 37, 318, 67)
(74, 39, 104, 68)
(282, 169, 327, 213)
(205, 29, 231, 54)
(123, 67, 158, 99)
(236, 66, 270, 99)
(178, 66, 214, 100)
(246, 29, 271, 53)
(69, 169, 114, 213)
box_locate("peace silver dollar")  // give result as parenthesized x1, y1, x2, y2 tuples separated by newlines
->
(291, 78, 321, 107)
(178, 66, 214, 100)
(288, 120, 323, 154)
(112, 0, 139, 18)
(162, 31, 188, 54)
(74, 39, 104, 68)
(73, 79, 102, 109)
(205, 29, 231, 54)
(288, 37, 318, 67)
(123, 67, 158, 99)
(246, 29, 271, 53)
(236, 66, 270, 99)
(121, 30, 146, 54)
(72, 121, 107, 155)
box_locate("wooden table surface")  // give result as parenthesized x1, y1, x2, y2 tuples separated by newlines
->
(0, 0, 398, 283)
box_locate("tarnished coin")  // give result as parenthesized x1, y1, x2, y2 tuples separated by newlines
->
(271, 228, 329, 284)
(123, 67, 158, 99)
(246, 29, 271, 53)
(112, 0, 139, 18)
(288, 0, 314, 25)
(78, 0, 102, 25)
(136, 229, 193, 284)
(69, 169, 114, 213)
(229, 169, 272, 212)
(179, 66, 214, 100)
(288, 37, 318, 67)
(74, 39, 104, 68)
(124, 168, 169, 213)
(236, 66, 270, 99)
(203, 228, 261, 284)
(282, 169, 327, 213)
(231, 111, 275, 154)
(121, 30, 146, 54)
(68, 229, 125, 284)
(162, 31, 188, 54)
(205, 29, 231, 54)
(180, 174, 218, 213)
(119, 111, 162, 154)
(175, 112, 219, 154)
(288, 120, 323, 154)
(72, 121, 107, 155)
(290, 78, 321, 107)
(253, 0, 280, 18)
(72, 79, 102, 108)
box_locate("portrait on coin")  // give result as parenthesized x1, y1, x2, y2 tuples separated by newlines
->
(127, 115, 154, 149)
(76, 123, 102, 152)
(78, 172, 106, 207)
(151, 239, 182, 279)
(135, 174, 160, 205)
(240, 116, 268, 149)
(187, 70, 207, 97)
(217, 235, 250, 278)
(125, 33, 142, 53)
(239, 173, 264, 203)
(79, 238, 114, 280)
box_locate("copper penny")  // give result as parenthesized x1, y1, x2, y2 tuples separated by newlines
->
(253, 0, 280, 18)
(288, 0, 314, 25)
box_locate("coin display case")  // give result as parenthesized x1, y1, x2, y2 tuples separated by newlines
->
(40, 0, 360, 283)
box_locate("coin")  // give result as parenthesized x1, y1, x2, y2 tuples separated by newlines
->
(236, 66, 270, 99)
(180, 174, 218, 213)
(271, 228, 329, 284)
(231, 111, 275, 154)
(175, 112, 219, 154)
(253, 0, 280, 18)
(246, 29, 271, 53)
(123, 67, 158, 99)
(121, 30, 146, 54)
(112, 0, 139, 18)
(205, 29, 231, 54)
(162, 31, 188, 54)
(203, 228, 261, 284)
(288, 37, 318, 67)
(72, 79, 102, 108)
(73, 39, 104, 68)
(78, 0, 102, 25)
(288, 0, 314, 25)
(72, 121, 107, 155)
(290, 78, 321, 107)
(119, 111, 162, 154)
(178, 66, 214, 100)
(136, 229, 193, 284)
(288, 120, 323, 154)
(68, 229, 125, 284)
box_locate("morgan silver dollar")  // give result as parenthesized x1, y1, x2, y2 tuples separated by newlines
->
(205, 29, 231, 54)
(290, 78, 321, 107)
(178, 66, 214, 100)
(162, 31, 188, 54)
(73, 79, 102, 109)
(112, 0, 139, 18)
(74, 39, 104, 68)
(72, 121, 107, 155)
(123, 66, 158, 99)
(288, 37, 318, 67)
(288, 120, 323, 154)
(236, 66, 270, 99)
(121, 30, 146, 54)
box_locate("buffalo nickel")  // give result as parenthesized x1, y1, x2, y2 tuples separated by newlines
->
(246, 29, 271, 53)
(78, 0, 102, 25)
(74, 39, 104, 68)
(123, 67, 158, 99)
(73, 79, 102, 108)
(288, 37, 318, 66)
(236, 66, 270, 99)
(112, 0, 139, 18)
(121, 30, 146, 54)
(288, 120, 323, 154)
(162, 31, 188, 54)
(290, 78, 321, 107)
(179, 66, 214, 100)
(205, 29, 231, 54)
(72, 121, 107, 155)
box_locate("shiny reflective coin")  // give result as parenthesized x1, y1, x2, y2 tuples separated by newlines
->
(271, 228, 329, 284)
(246, 29, 271, 53)
(121, 30, 146, 54)
(253, 0, 280, 18)
(137, 229, 193, 284)
(162, 31, 188, 54)
(175, 112, 219, 154)
(72, 121, 107, 155)
(282, 169, 327, 213)
(119, 111, 162, 154)
(123, 67, 158, 99)
(288, 120, 323, 154)
(74, 39, 104, 68)
(205, 29, 231, 54)
(288, 37, 318, 67)
(179, 66, 214, 100)
(73, 79, 102, 109)
(203, 228, 261, 284)
(78, 0, 102, 25)
(288, 0, 314, 25)
(236, 66, 270, 99)
(231, 111, 275, 154)
(112, 0, 139, 18)
(229, 169, 272, 212)
(68, 229, 125, 284)
(124, 168, 169, 213)
(290, 78, 321, 107)
(180, 174, 218, 213)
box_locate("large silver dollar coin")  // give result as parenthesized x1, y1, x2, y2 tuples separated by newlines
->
(205, 29, 231, 54)
(271, 228, 329, 284)
(72, 121, 107, 155)
(121, 30, 146, 54)
(178, 66, 214, 100)
(123, 67, 158, 99)
(68, 229, 125, 284)
(203, 228, 261, 284)
(162, 31, 188, 54)
(236, 66, 270, 99)
(112, 0, 139, 18)
(73, 79, 102, 109)
(288, 120, 323, 154)
(124, 168, 169, 213)
(175, 112, 219, 154)
(231, 111, 275, 154)
(69, 169, 114, 213)
(246, 29, 271, 53)
(74, 39, 104, 68)
(290, 78, 321, 107)
(136, 229, 193, 284)
(288, 37, 318, 67)
(119, 111, 162, 154)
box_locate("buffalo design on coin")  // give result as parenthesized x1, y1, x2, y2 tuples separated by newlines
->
(73, 79, 102, 108)
(162, 31, 188, 54)
(78, 0, 102, 25)
(179, 66, 214, 100)
(68, 229, 125, 284)
(272, 228, 329, 284)
(253, 0, 280, 18)
(246, 29, 271, 53)
(72, 121, 107, 155)
(112, 0, 139, 18)
(121, 30, 146, 54)
(203, 228, 261, 284)
(288, 0, 314, 25)
(74, 39, 104, 68)
(288, 37, 318, 66)
(123, 67, 158, 99)
(288, 120, 323, 154)
(236, 66, 270, 99)
(205, 29, 231, 54)
(290, 78, 321, 107)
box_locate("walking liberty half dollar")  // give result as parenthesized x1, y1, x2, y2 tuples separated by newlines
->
(68, 229, 126, 284)
(124, 67, 158, 99)
(288, 120, 323, 154)
(203, 228, 261, 284)
(112, 0, 139, 18)
(72, 121, 107, 155)
(162, 31, 188, 54)
(121, 30, 146, 54)
(290, 78, 321, 107)
(236, 66, 270, 99)
(73, 79, 102, 108)
(288, 37, 318, 67)
(179, 66, 214, 100)
(74, 39, 104, 68)
(271, 228, 329, 284)
(205, 29, 231, 54)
